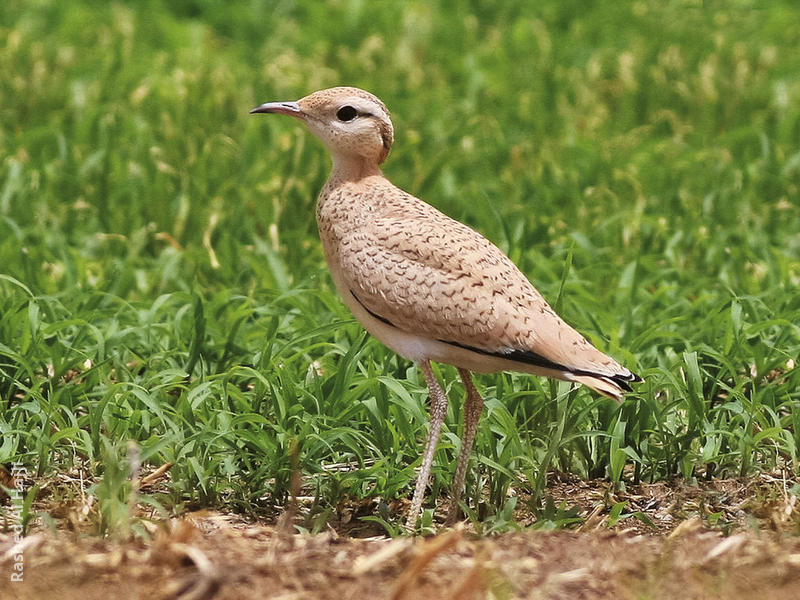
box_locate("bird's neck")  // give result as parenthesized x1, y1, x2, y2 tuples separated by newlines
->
(329, 154, 382, 182)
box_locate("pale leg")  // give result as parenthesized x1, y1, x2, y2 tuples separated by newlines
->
(406, 360, 449, 529)
(445, 368, 484, 524)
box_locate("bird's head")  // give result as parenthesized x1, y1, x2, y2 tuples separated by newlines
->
(251, 87, 394, 168)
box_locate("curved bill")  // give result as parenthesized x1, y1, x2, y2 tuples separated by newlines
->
(249, 101, 302, 116)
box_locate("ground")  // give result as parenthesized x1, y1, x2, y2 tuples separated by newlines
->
(3, 472, 800, 599)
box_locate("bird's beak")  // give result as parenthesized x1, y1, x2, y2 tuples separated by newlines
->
(249, 101, 302, 117)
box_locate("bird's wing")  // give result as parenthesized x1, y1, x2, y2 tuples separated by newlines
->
(336, 206, 631, 380)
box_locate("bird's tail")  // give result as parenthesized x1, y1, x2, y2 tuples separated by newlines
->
(566, 371, 641, 403)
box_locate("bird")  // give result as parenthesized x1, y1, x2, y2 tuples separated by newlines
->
(250, 86, 641, 529)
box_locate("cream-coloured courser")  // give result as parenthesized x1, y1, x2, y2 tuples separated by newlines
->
(251, 87, 641, 528)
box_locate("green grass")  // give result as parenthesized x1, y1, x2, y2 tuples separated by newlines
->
(1, 0, 799, 534)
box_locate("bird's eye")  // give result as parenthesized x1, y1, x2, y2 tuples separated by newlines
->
(336, 106, 358, 122)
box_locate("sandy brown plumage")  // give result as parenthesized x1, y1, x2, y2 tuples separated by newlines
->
(251, 86, 641, 529)
(317, 176, 637, 391)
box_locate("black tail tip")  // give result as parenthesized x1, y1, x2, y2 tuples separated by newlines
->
(610, 370, 642, 393)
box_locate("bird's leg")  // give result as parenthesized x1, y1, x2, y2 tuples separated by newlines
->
(406, 360, 449, 529)
(445, 368, 484, 524)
